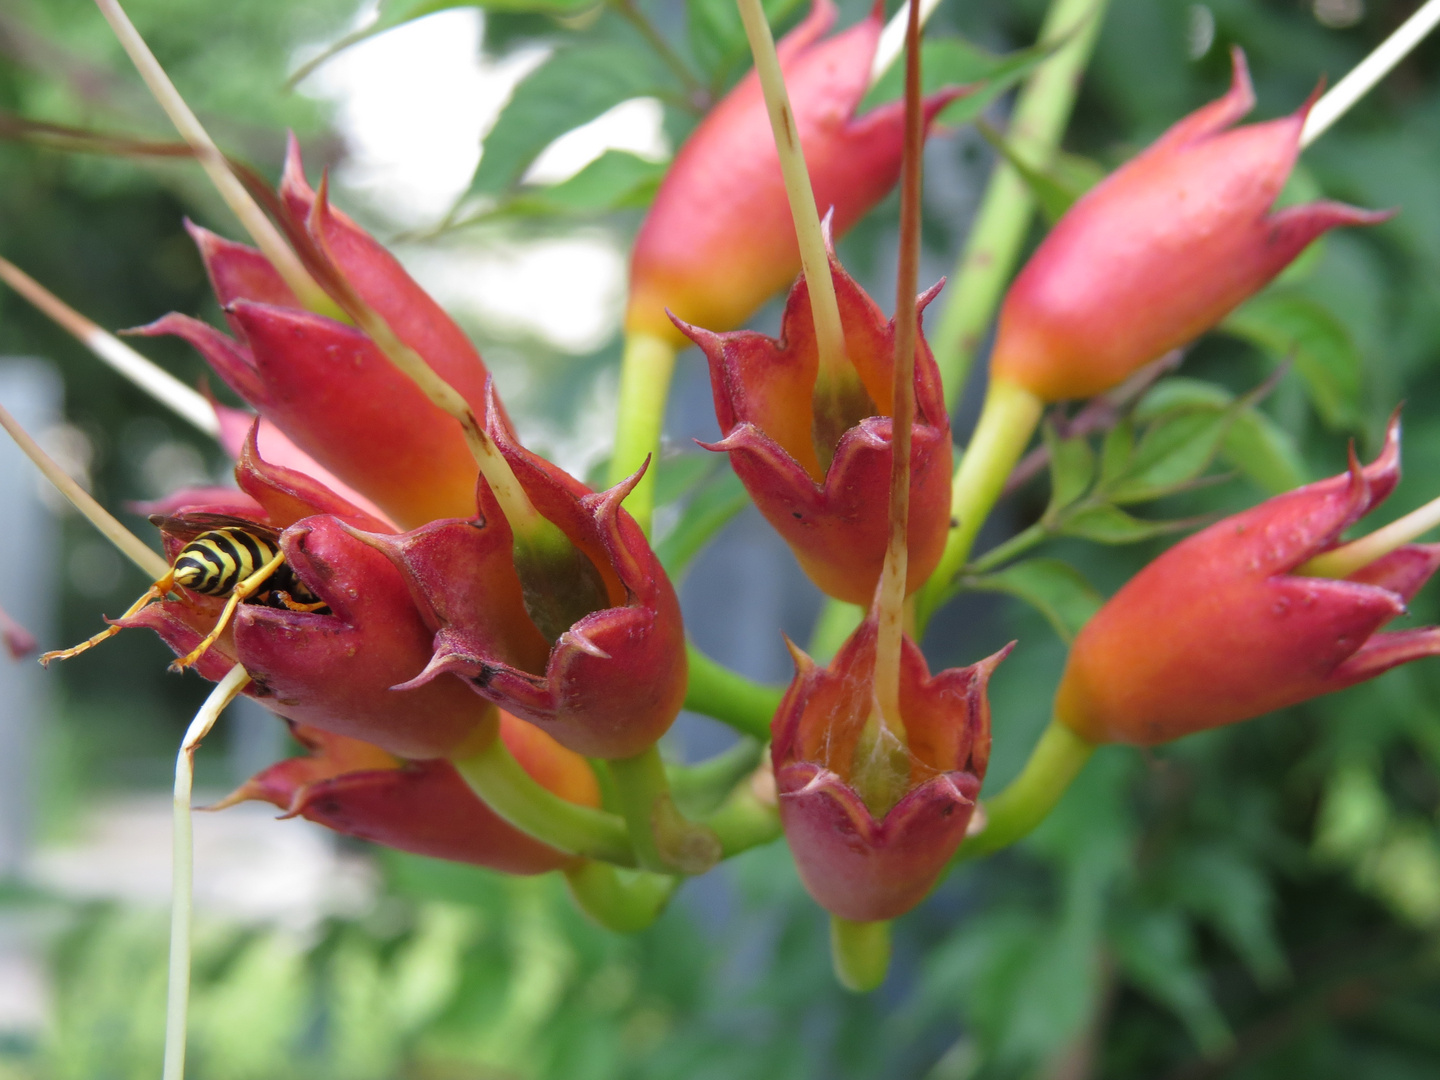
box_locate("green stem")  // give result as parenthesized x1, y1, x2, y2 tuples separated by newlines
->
(610, 330, 678, 536)
(705, 778, 782, 858)
(452, 737, 636, 866)
(955, 716, 1095, 861)
(609, 744, 722, 874)
(830, 917, 891, 992)
(917, 377, 1044, 630)
(807, 599, 864, 664)
(563, 860, 678, 933)
(967, 520, 1048, 576)
(684, 643, 785, 740)
(668, 738, 764, 818)
(931, 0, 1111, 407)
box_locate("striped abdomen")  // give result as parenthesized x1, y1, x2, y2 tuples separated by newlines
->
(172, 528, 280, 597)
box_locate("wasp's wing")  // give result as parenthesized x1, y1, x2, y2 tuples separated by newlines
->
(149, 511, 281, 545)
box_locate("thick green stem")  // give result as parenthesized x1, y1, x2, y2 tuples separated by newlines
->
(452, 737, 636, 866)
(917, 377, 1044, 630)
(610, 330, 678, 536)
(931, 0, 1110, 406)
(830, 917, 891, 992)
(705, 778, 782, 858)
(956, 717, 1095, 861)
(684, 643, 785, 740)
(609, 744, 722, 874)
(669, 738, 765, 818)
(563, 860, 678, 933)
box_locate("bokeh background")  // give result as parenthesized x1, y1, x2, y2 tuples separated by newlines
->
(2, 0, 1440, 1075)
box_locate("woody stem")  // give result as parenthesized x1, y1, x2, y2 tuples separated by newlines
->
(929, 0, 1109, 405)
(954, 717, 1094, 861)
(733, 0, 849, 395)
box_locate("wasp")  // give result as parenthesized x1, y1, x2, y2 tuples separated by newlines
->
(42, 514, 328, 671)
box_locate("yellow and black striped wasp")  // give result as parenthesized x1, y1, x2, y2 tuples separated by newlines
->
(42, 513, 328, 671)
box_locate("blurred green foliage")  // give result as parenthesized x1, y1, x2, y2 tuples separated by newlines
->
(2, 0, 1440, 1077)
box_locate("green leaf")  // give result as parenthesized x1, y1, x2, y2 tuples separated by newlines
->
(1223, 291, 1365, 430)
(474, 150, 666, 221)
(967, 558, 1103, 643)
(1110, 906, 1233, 1056)
(977, 121, 1106, 223)
(1133, 376, 1233, 420)
(862, 36, 1057, 130)
(1103, 408, 1233, 504)
(1164, 846, 1289, 989)
(687, 0, 804, 89)
(469, 38, 671, 197)
(1059, 503, 1193, 545)
(1098, 419, 1134, 487)
(1222, 409, 1309, 494)
(1042, 421, 1094, 515)
(655, 470, 749, 578)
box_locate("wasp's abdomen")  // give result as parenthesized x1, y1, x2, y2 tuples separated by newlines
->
(172, 528, 279, 597)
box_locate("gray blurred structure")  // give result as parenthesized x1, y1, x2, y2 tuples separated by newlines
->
(0, 359, 59, 879)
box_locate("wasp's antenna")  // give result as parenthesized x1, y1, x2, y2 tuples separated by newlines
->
(0, 256, 219, 437)
(93, 0, 334, 316)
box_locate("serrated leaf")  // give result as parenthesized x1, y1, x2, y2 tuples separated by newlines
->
(1104, 408, 1232, 504)
(1043, 422, 1094, 514)
(470, 38, 671, 197)
(862, 37, 1057, 130)
(1059, 503, 1192, 545)
(476, 150, 665, 221)
(655, 470, 749, 577)
(977, 121, 1105, 223)
(1222, 409, 1309, 494)
(967, 558, 1103, 643)
(1110, 907, 1233, 1056)
(1223, 292, 1364, 430)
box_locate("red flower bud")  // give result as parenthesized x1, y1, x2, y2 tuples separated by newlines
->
(363, 394, 687, 759)
(679, 255, 951, 604)
(1057, 417, 1440, 744)
(626, 0, 963, 344)
(773, 618, 1007, 921)
(991, 49, 1391, 402)
(224, 714, 601, 875)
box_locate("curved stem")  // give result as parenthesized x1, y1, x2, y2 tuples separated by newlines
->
(930, 0, 1110, 406)
(668, 738, 764, 817)
(563, 860, 678, 933)
(165, 663, 251, 1080)
(452, 737, 636, 866)
(609, 330, 678, 536)
(807, 599, 864, 663)
(683, 643, 784, 740)
(830, 917, 891, 992)
(955, 716, 1094, 862)
(916, 377, 1044, 631)
(609, 744, 721, 874)
(705, 778, 782, 859)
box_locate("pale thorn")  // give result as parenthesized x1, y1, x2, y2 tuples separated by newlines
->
(164, 662, 251, 1080)
(92, 0, 333, 315)
(964, 802, 988, 837)
(560, 628, 611, 660)
(869, 0, 944, 90)
(1298, 490, 1440, 581)
(796, 766, 842, 798)
(1302, 0, 1440, 147)
(0, 256, 218, 437)
(0, 401, 169, 580)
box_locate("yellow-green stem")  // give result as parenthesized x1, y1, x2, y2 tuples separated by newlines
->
(609, 330, 678, 535)
(830, 917, 891, 992)
(917, 377, 1044, 629)
(683, 643, 783, 740)
(563, 861, 677, 933)
(1298, 492, 1440, 580)
(809, 599, 865, 663)
(0, 401, 168, 580)
(733, 0, 848, 392)
(609, 744, 722, 875)
(452, 737, 636, 865)
(931, 0, 1110, 406)
(955, 717, 1094, 862)
(165, 663, 250, 1080)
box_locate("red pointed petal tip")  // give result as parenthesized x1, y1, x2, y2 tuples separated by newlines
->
(1055, 416, 1440, 746)
(770, 619, 1004, 921)
(130, 312, 267, 407)
(226, 719, 598, 874)
(680, 256, 951, 604)
(991, 48, 1387, 404)
(363, 395, 686, 760)
(626, 0, 956, 343)
(280, 136, 491, 417)
(236, 420, 395, 532)
(233, 515, 495, 760)
(183, 218, 298, 320)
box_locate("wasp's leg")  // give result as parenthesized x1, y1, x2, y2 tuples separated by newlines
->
(275, 591, 328, 613)
(169, 553, 284, 672)
(40, 571, 176, 666)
